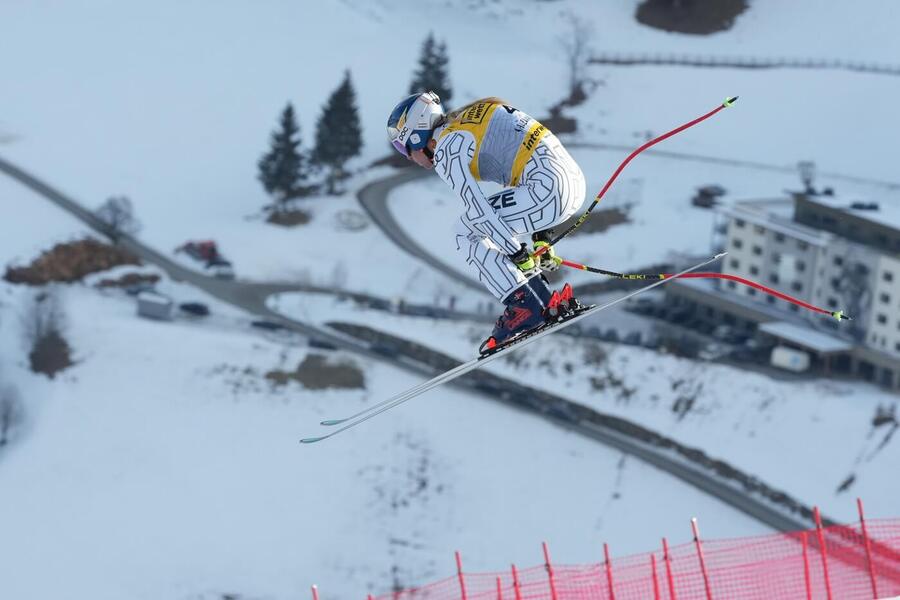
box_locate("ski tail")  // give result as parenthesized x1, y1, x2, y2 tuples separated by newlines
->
(319, 357, 479, 427)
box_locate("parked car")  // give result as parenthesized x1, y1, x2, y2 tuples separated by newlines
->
(712, 325, 733, 341)
(770, 346, 811, 373)
(177, 240, 236, 279)
(251, 319, 285, 331)
(698, 342, 729, 361)
(692, 184, 727, 208)
(206, 259, 235, 280)
(365, 297, 392, 311)
(179, 302, 210, 316)
(728, 331, 751, 345)
(743, 337, 767, 350)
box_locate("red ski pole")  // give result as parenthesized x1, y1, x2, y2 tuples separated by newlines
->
(534, 96, 738, 257)
(558, 257, 851, 321)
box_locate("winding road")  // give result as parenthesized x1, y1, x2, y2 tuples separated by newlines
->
(357, 167, 485, 293)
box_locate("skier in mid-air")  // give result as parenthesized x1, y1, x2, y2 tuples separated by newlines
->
(304, 96, 740, 442)
(387, 91, 587, 353)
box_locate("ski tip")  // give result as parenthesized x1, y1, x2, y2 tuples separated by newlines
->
(724, 96, 739, 107)
(300, 436, 327, 444)
(832, 310, 852, 321)
(713, 252, 728, 261)
(320, 419, 346, 427)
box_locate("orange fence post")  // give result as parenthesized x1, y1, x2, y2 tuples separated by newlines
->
(814, 506, 834, 600)
(511, 564, 522, 600)
(801, 532, 812, 600)
(604, 542, 616, 600)
(543, 541, 559, 600)
(692, 518, 713, 600)
(311, 584, 320, 600)
(663, 538, 677, 600)
(858, 498, 880, 599)
(496, 575, 503, 600)
(456, 551, 468, 600)
(651, 554, 661, 600)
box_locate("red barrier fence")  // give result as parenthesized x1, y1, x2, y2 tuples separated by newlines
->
(348, 501, 900, 600)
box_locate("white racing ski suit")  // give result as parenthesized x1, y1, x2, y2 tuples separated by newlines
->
(432, 100, 586, 301)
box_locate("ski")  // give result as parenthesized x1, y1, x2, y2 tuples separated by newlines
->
(300, 252, 726, 444)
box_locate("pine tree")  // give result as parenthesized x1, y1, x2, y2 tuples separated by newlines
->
(258, 103, 306, 209)
(313, 70, 362, 195)
(408, 32, 453, 106)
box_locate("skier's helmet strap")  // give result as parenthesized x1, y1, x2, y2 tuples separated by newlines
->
(387, 91, 444, 156)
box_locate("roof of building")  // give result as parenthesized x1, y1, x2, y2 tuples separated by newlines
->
(804, 193, 900, 233)
(717, 198, 834, 247)
(758, 321, 853, 354)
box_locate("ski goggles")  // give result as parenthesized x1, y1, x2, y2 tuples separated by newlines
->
(387, 104, 412, 157)
(390, 129, 432, 157)
(390, 136, 410, 157)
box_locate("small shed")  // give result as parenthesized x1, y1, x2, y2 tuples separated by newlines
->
(137, 291, 174, 321)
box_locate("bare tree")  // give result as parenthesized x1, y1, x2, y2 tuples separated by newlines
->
(0, 385, 24, 447)
(21, 289, 65, 346)
(558, 14, 594, 103)
(21, 289, 73, 378)
(95, 195, 141, 238)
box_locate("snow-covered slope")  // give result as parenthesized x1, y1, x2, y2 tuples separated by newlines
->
(3, 1, 900, 597)
(0, 191, 770, 600)
(274, 294, 900, 524)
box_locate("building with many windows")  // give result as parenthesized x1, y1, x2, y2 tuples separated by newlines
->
(665, 191, 900, 389)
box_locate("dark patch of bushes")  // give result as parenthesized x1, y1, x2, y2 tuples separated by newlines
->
(5, 238, 140, 285)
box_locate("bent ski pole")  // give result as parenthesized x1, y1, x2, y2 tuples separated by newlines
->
(534, 96, 738, 257)
(558, 257, 851, 321)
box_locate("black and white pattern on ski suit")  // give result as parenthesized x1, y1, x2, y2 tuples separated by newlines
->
(495, 134, 586, 234)
(433, 130, 585, 301)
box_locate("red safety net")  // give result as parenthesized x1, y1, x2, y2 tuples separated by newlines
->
(367, 518, 900, 600)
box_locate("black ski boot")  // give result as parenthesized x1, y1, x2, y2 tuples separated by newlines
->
(479, 277, 553, 354)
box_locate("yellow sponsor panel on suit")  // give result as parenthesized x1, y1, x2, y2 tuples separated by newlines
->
(439, 101, 549, 186)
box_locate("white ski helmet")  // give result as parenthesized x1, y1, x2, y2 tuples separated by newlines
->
(386, 91, 444, 156)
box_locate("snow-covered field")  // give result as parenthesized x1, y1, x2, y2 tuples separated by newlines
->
(0, 184, 771, 600)
(275, 293, 900, 524)
(3, 1, 900, 598)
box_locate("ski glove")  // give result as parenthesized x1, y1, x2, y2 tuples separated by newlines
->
(532, 241, 563, 272)
(508, 244, 538, 275)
